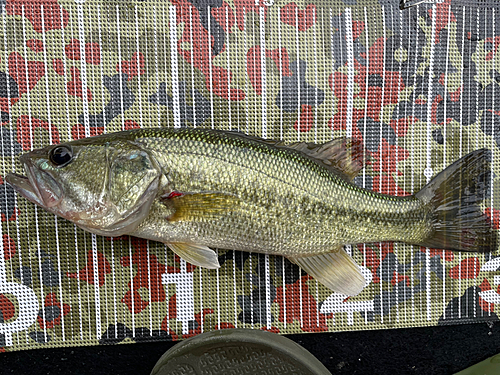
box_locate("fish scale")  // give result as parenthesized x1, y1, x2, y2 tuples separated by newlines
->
(131, 129, 427, 253)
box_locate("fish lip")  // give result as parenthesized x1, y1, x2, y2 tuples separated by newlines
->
(5, 172, 44, 206)
(20, 154, 45, 204)
(7, 155, 62, 208)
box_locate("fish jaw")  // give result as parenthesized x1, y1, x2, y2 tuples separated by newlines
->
(6, 154, 63, 209)
(5, 173, 44, 207)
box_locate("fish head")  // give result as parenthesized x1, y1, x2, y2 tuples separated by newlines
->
(6, 136, 162, 237)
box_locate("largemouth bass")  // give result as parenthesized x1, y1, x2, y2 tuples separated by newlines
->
(5, 128, 497, 295)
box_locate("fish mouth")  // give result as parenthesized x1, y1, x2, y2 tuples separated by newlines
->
(6, 155, 62, 208)
(5, 172, 44, 206)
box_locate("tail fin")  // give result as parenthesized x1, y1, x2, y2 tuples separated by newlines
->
(415, 149, 497, 252)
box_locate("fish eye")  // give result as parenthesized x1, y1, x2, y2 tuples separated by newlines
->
(49, 146, 73, 167)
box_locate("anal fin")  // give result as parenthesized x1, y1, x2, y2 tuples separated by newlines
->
(288, 248, 366, 296)
(167, 242, 220, 269)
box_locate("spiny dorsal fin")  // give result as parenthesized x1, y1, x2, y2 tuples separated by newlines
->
(225, 131, 367, 181)
(232, 132, 367, 181)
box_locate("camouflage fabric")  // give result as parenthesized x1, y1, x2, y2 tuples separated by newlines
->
(0, 0, 500, 352)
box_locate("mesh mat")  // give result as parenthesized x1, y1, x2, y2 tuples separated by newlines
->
(1, 0, 500, 352)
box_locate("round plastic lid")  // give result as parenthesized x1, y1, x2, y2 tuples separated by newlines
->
(150, 328, 332, 375)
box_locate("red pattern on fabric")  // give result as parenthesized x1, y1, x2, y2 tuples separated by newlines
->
(485, 36, 500, 61)
(71, 124, 104, 140)
(448, 85, 462, 102)
(173, 0, 245, 101)
(479, 278, 493, 292)
(121, 290, 149, 315)
(427, 0, 456, 43)
(371, 139, 409, 175)
(67, 250, 112, 287)
(211, 2, 235, 33)
(485, 207, 500, 229)
(16, 115, 60, 151)
(0, 207, 19, 223)
(389, 117, 414, 137)
(431, 95, 444, 124)
(247, 46, 293, 95)
(357, 245, 382, 283)
(211, 66, 245, 101)
(234, 0, 267, 31)
(171, 254, 197, 273)
(64, 39, 100, 65)
(168, 294, 177, 319)
(183, 308, 214, 338)
(67, 66, 92, 102)
(6, 0, 69, 33)
(85, 43, 101, 65)
(161, 308, 214, 340)
(8, 52, 45, 96)
(478, 278, 495, 313)
(37, 293, 70, 329)
(358, 243, 394, 284)
(120, 238, 167, 314)
(0, 98, 18, 114)
(351, 21, 365, 40)
(123, 120, 140, 130)
(0, 294, 15, 321)
(266, 48, 292, 76)
(247, 46, 263, 95)
(330, 38, 405, 136)
(116, 52, 145, 81)
(419, 247, 454, 262)
(52, 58, 65, 76)
(372, 174, 409, 196)
(367, 139, 410, 197)
(26, 39, 43, 53)
(275, 275, 328, 332)
(391, 270, 410, 287)
(280, 3, 317, 32)
(449, 257, 481, 280)
(65, 39, 81, 61)
(294, 104, 314, 132)
(215, 322, 235, 330)
(3, 234, 15, 260)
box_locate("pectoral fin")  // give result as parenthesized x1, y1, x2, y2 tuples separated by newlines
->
(162, 192, 241, 222)
(167, 242, 220, 269)
(288, 248, 366, 296)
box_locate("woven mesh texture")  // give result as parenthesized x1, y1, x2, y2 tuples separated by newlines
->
(0, 0, 500, 352)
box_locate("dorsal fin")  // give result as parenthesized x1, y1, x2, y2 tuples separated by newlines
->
(284, 138, 366, 181)
(224, 131, 367, 181)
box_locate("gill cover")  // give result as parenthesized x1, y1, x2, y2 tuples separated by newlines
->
(86, 140, 161, 236)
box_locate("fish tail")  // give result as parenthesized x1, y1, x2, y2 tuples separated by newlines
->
(415, 149, 497, 252)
